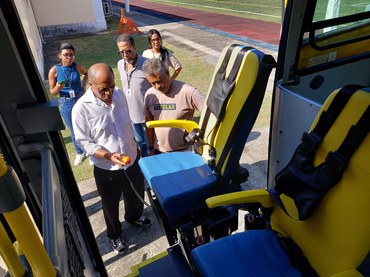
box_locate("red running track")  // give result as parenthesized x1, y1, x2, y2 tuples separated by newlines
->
(114, 0, 281, 45)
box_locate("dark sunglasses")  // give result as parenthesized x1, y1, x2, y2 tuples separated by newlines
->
(62, 53, 75, 57)
(117, 48, 133, 55)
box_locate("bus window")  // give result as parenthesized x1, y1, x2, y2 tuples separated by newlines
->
(298, 0, 370, 70)
(313, 0, 369, 22)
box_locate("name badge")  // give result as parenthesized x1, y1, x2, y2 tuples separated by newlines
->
(69, 89, 76, 98)
(126, 88, 131, 97)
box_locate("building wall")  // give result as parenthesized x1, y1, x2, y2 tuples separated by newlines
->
(14, 0, 45, 78)
(31, 0, 107, 38)
(12, 0, 107, 80)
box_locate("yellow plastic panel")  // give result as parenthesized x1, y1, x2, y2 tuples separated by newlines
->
(206, 189, 274, 209)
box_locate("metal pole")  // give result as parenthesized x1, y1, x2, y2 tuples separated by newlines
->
(17, 142, 63, 272)
(125, 0, 130, 13)
(40, 146, 59, 265)
(0, 155, 56, 276)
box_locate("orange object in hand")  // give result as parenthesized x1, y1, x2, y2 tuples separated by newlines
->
(121, 155, 131, 165)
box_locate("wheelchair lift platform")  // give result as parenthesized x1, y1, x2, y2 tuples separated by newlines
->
(127, 244, 194, 277)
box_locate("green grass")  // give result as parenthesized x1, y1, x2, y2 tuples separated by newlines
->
(65, 19, 213, 94)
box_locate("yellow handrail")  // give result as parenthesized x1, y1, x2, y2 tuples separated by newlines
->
(0, 222, 25, 277)
(0, 154, 6, 177)
(0, 155, 56, 276)
(4, 205, 56, 276)
(146, 119, 199, 133)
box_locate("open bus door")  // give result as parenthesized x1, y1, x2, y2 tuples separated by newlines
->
(0, 2, 107, 276)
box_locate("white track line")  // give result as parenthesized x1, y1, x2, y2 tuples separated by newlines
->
(157, 0, 281, 18)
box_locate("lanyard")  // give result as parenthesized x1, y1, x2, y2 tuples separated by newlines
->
(61, 65, 74, 88)
(124, 62, 135, 89)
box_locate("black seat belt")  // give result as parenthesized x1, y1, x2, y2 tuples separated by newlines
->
(189, 44, 239, 156)
(269, 85, 367, 220)
(279, 237, 319, 277)
(270, 99, 369, 220)
(200, 44, 239, 132)
(207, 46, 252, 145)
(358, 251, 370, 276)
(276, 99, 370, 275)
(297, 84, 365, 158)
(272, 103, 370, 220)
(215, 53, 276, 175)
(270, 86, 369, 276)
(198, 45, 252, 168)
(311, 84, 364, 140)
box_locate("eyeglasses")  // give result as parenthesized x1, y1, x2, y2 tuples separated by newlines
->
(91, 84, 115, 95)
(117, 48, 133, 55)
(62, 53, 75, 57)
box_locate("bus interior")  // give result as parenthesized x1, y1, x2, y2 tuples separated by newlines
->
(0, 0, 369, 276)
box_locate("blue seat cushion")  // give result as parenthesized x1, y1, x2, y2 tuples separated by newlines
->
(139, 152, 217, 220)
(191, 230, 301, 277)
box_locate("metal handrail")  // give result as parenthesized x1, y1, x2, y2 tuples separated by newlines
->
(40, 145, 64, 272)
(0, 152, 56, 276)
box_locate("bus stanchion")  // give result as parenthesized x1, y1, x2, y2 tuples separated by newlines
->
(0, 156, 56, 276)
(0, 221, 26, 277)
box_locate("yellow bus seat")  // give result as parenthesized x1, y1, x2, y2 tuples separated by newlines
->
(191, 86, 370, 276)
(138, 44, 276, 227)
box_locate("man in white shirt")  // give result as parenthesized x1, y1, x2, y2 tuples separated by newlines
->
(72, 63, 151, 255)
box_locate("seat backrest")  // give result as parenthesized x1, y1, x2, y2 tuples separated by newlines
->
(199, 44, 275, 178)
(270, 87, 370, 276)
